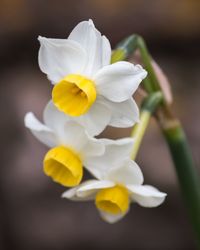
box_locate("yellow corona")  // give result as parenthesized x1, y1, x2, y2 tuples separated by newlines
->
(95, 185, 129, 214)
(43, 146, 83, 187)
(52, 74, 96, 116)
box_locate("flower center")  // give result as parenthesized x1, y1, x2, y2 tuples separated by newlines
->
(95, 185, 129, 215)
(52, 74, 96, 116)
(43, 146, 83, 187)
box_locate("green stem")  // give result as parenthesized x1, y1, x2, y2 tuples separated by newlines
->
(131, 110, 150, 160)
(136, 37, 160, 93)
(131, 92, 163, 160)
(162, 121, 200, 248)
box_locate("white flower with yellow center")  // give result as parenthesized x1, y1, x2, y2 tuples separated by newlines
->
(24, 102, 135, 188)
(38, 19, 147, 136)
(62, 143, 167, 223)
(24, 101, 106, 187)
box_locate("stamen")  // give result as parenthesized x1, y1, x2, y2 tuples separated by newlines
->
(71, 86, 81, 94)
(81, 91, 86, 98)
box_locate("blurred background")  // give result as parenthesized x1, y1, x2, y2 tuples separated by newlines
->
(0, 0, 200, 249)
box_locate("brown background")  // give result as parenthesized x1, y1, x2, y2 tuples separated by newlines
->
(0, 0, 200, 249)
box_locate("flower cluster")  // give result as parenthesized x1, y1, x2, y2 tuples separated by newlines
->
(24, 20, 166, 223)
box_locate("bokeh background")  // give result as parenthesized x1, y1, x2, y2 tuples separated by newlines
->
(0, 0, 200, 249)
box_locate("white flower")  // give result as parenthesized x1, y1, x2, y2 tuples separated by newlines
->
(38, 19, 147, 136)
(24, 101, 104, 187)
(62, 144, 167, 223)
(24, 101, 135, 188)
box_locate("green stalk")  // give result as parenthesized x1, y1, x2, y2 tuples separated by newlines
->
(136, 36, 160, 92)
(160, 117, 200, 248)
(131, 92, 163, 160)
(131, 110, 151, 160)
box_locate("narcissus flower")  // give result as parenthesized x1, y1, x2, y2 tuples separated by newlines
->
(62, 144, 167, 223)
(38, 19, 147, 136)
(24, 102, 135, 188)
(24, 101, 105, 187)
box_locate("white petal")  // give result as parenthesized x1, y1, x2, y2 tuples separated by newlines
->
(102, 35, 112, 67)
(62, 186, 83, 201)
(77, 180, 115, 198)
(24, 112, 57, 147)
(74, 97, 112, 136)
(43, 102, 105, 157)
(57, 121, 87, 150)
(105, 98, 140, 127)
(99, 210, 128, 224)
(95, 62, 147, 102)
(99, 137, 134, 165)
(84, 138, 134, 179)
(43, 101, 71, 133)
(56, 121, 89, 151)
(68, 20, 111, 77)
(38, 36, 87, 83)
(80, 135, 105, 159)
(127, 185, 167, 207)
(107, 160, 144, 185)
(62, 183, 96, 201)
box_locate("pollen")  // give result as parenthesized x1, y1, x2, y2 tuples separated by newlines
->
(43, 146, 83, 187)
(81, 91, 86, 98)
(52, 74, 96, 116)
(95, 185, 129, 214)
